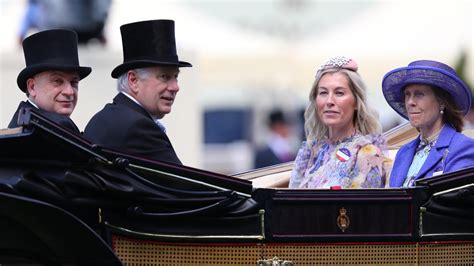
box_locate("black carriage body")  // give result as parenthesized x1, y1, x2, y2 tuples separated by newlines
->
(1, 108, 473, 265)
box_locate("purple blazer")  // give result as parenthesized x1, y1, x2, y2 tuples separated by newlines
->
(389, 124, 474, 187)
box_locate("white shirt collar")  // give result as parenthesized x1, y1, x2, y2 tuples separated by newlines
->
(120, 91, 142, 107)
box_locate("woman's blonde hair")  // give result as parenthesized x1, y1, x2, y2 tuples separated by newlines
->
(304, 67, 381, 140)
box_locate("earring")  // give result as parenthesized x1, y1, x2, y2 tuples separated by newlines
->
(440, 109, 444, 115)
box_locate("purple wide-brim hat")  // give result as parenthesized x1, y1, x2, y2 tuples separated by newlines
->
(382, 60, 472, 120)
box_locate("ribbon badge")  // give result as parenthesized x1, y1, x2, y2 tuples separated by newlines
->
(336, 148, 351, 162)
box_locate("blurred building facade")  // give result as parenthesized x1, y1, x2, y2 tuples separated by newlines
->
(1, 0, 472, 174)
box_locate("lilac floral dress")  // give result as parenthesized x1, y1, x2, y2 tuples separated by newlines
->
(289, 133, 388, 189)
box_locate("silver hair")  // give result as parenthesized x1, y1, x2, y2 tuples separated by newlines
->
(116, 68, 152, 93)
(304, 68, 382, 141)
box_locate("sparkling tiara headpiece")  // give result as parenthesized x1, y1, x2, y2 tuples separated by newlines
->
(317, 56, 358, 73)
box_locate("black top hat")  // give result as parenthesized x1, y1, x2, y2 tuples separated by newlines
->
(111, 19, 192, 78)
(268, 109, 288, 126)
(17, 29, 92, 92)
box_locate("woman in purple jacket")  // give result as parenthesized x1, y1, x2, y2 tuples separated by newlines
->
(382, 60, 474, 187)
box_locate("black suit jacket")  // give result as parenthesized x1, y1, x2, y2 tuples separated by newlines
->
(9, 101, 80, 133)
(83, 93, 181, 164)
(254, 146, 283, 168)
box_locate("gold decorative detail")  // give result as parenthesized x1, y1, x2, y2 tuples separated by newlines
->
(337, 207, 350, 232)
(98, 208, 102, 223)
(257, 256, 293, 265)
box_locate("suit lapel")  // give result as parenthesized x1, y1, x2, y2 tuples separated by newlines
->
(113, 93, 173, 144)
(392, 139, 418, 187)
(414, 125, 454, 180)
(415, 147, 443, 179)
(9, 101, 38, 127)
(21, 101, 35, 109)
(113, 93, 153, 120)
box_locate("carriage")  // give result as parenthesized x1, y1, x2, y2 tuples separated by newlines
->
(1, 108, 473, 265)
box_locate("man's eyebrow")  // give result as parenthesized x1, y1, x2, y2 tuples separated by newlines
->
(49, 70, 79, 76)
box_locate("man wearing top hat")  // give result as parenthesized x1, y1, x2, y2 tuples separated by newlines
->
(84, 20, 192, 164)
(9, 29, 91, 133)
(254, 109, 296, 168)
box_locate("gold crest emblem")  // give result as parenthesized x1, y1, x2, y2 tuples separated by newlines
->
(337, 207, 350, 232)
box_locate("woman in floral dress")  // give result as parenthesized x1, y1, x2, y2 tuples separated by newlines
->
(289, 56, 388, 189)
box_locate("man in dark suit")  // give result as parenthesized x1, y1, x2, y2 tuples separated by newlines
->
(254, 109, 296, 168)
(9, 29, 91, 133)
(84, 20, 192, 165)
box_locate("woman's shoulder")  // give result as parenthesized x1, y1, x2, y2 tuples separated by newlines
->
(454, 130, 474, 141)
(450, 130, 474, 148)
(353, 133, 387, 148)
